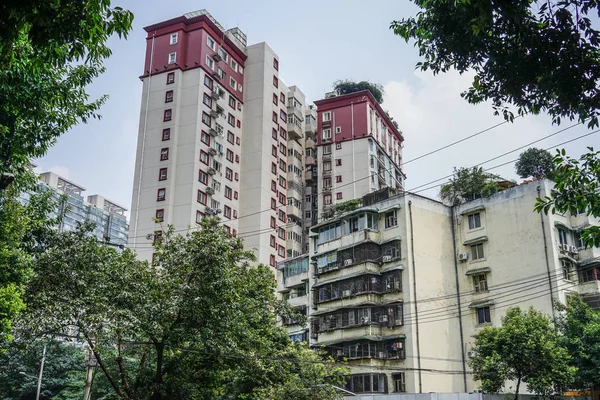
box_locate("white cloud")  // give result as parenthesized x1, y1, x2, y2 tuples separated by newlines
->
(381, 70, 588, 199)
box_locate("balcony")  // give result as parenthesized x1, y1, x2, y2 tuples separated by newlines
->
(287, 204, 302, 219)
(288, 120, 303, 141)
(305, 155, 316, 166)
(305, 170, 316, 182)
(579, 280, 600, 296)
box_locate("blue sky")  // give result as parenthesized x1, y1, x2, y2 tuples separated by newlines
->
(36, 0, 600, 210)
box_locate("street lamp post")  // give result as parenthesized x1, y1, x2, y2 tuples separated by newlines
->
(35, 343, 47, 400)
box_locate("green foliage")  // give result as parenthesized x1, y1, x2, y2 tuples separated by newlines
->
(331, 199, 363, 215)
(391, 1, 600, 128)
(333, 80, 384, 104)
(21, 219, 345, 399)
(440, 167, 506, 205)
(556, 295, 600, 391)
(534, 148, 600, 247)
(469, 307, 574, 397)
(0, 187, 57, 350)
(0, 339, 86, 399)
(515, 148, 556, 180)
(0, 1, 133, 178)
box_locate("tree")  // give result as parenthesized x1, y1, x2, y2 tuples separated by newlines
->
(21, 219, 347, 399)
(391, 1, 600, 127)
(469, 307, 574, 398)
(515, 148, 556, 180)
(0, 339, 85, 400)
(0, 1, 133, 179)
(556, 295, 600, 391)
(439, 167, 508, 205)
(0, 187, 56, 351)
(535, 148, 600, 247)
(333, 80, 384, 104)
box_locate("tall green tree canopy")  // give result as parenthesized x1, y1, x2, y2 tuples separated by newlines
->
(469, 307, 574, 398)
(0, 0, 133, 179)
(21, 219, 347, 399)
(391, 1, 600, 127)
(515, 147, 556, 180)
(535, 148, 600, 247)
(333, 80, 384, 104)
(440, 167, 508, 205)
(556, 295, 600, 391)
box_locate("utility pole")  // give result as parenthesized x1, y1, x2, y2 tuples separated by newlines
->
(83, 348, 97, 400)
(35, 343, 46, 400)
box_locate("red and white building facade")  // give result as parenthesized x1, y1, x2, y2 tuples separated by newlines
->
(314, 91, 405, 220)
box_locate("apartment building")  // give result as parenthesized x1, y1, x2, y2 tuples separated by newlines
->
(276, 180, 600, 395)
(313, 90, 405, 222)
(23, 171, 129, 245)
(303, 106, 318, 253)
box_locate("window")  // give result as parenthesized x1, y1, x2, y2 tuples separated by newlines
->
(166, 72, 174, 84)
(272, 111, 278, 123)
(279, 143, 286, 155)
(201, 112, 212, 127)
(473, 273, 488, 292)
(199, 150, 209, 165)
(155, 209, 164, 222)
(234, 172, 239, 181)
(323, 111, 331, 122)
(225, 186, 232, 199)
(230, 77, 237, 90)
(234, 191, 238, 200)
(273, 58, 279, 70)
(272, 145, 278, 157)
(336, 175, 342, 183)
(271, 180, 277, 192)
(226, 149, 234, 162)
(225, 167, 233, 181)
(162, 128, 171, 141)
(169, 33, 178, 44)
(272, 128, 278, 140)
(477, 306, 491, 324)
(562, 259, 574, 280)
(227, 131, 235, 144)
(468, 212, 482, 230)
(336, 142, 342, 150)
(229, 95, 236, 108)
(224, 205, 231, 219)
(279, 176, 286, 188)
(385, 210, 397, 228)
(574, 231, 584, 248)
(336, 192, 343, 200)
(231, 59, 238, 72)
(271, 198, 277, 210)
(157, 188, 166, 201)
(323, 128, 331, 140)
(168, 52, 176, 64)
(271, 163, 277, 174)
(471, 243, 484, 260)
(270, 235, 276, 248)
(212, 160, 222, 172)
(279, 127, 286, 140)
(218, 47, 229, 63)
(335, 126, 342, 134)
(217, 68, 225, 80)
(236, 137, 240, 145)
(207, 36, 216, 51)
(393, 373, 406, 393)
(201, 131, 210, 145)
(273, 75, 278, 88)
(278, 227, 285, 239)
(197, 190, 207, 205)
(323, 161, 332, 171)
(279, 210, 286, 222)
(273, 93, 278, 105)
(270, 255, 276, 267)
(160, 148, 169, 161)
(558, 228, 569, 245)
(278, 246, 286, 257)
(280, 110, 287, 122)
(163, 109, 172, 121)
(323, 145, 331, 154)
(279, 192, 286, 205)
(270, 216, 276, 228)
(228, 113, 235, 126)
(165, 90, 173, 103)
(204, 75, 213, 89)
(324, 194, 332, 205)
(305, 211, 311, 218)
(196, 211, 204, 224)
(335, 159, 342, 166)
(158, 168, 168, 181)
(205, 55, 215, 70)
(198, 170, 208, 185)
(203, 93, 213, 107)
(323, 177, 332, 188)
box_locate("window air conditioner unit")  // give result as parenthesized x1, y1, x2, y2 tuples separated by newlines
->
(467, 351, 477, 358)
(570, 245, 579, 254)
(208, 147, 218, 155)
(207, 167, 216, 175)
(342, 290, 352, 298)
(209, 109, 219, 118)
(458, 253, 468, 261)
(205, 187, 215, 195)
(211, 53, 222, 62)
(360, 317, 369, 325)
(382, 255, 393, 263)
(344, 259, 353, 266)
(379, 315, 389, 323)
